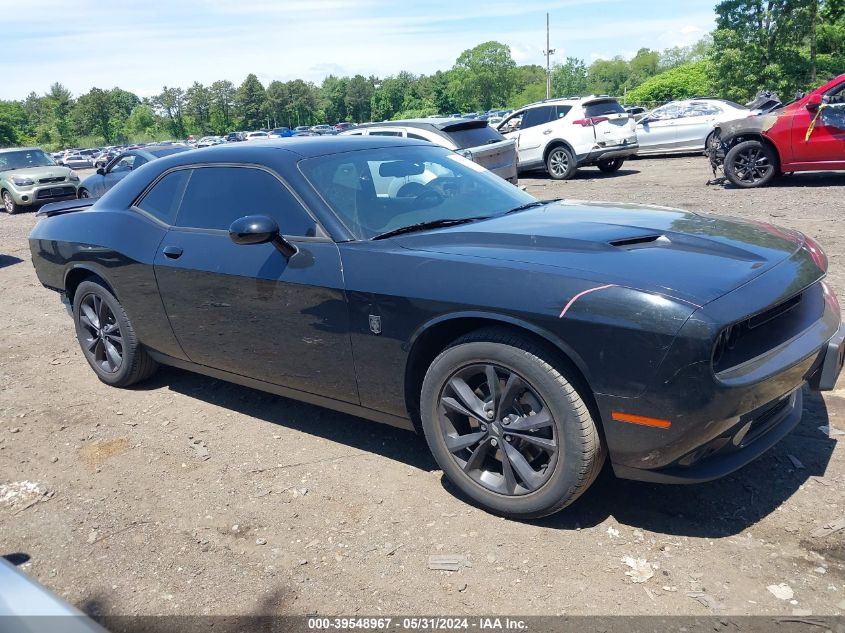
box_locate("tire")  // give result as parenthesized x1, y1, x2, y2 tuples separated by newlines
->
(704, 132, 715, 154)
(78, 188, 90, 199)
(545, 146, 577, 180)
(420, 328, 604, 519)
(597, 158, 625, 173)
(723, 140, 778, 188)
(2, 190, 18, 215)
(72, 280, 158, 387)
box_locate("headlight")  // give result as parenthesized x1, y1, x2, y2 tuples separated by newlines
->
(10, 175, 35, 186)
(68, 170, 80, 181)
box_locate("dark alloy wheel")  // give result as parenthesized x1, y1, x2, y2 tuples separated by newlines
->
(597, 158, 625, 173)
(421, 329, 604, 519)
(78, 188, 90, 198)
(545, 146, 576, 180)
(3, 191, 18, 214)
(724, 140, 778, 188)
(73, 280, 158, 387)
(437, 363, 557, 496)
(78, 292, 124, 375)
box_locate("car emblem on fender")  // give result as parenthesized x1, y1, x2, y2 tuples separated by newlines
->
(369, 314, 382, 335)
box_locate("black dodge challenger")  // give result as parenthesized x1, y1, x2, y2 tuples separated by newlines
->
(29, 137, 844, 518)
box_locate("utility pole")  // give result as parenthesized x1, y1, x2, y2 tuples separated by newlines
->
(543, 13, 556, 100)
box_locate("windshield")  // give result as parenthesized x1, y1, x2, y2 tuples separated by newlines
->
(0, 149, 56, 171)
(299, 144, 535, 240)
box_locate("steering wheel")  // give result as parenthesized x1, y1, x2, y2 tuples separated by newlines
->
(410, 187, 444, 210)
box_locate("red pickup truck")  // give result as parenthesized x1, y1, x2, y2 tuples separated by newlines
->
(709, 73, 845, 188)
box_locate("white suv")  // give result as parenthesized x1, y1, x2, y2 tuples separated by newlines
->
(496, 96, 638, 180)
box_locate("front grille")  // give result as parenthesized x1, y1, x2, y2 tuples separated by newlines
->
(739, 396, 792, 448)
(38, 176, 65, 184)
(36, 186, 75, 200)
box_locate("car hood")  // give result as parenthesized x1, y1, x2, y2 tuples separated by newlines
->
(3, 165, 73, 179)
(395, 200, 806, 306)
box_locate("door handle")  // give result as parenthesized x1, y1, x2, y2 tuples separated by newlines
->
(163, 246, 183, 259)
(543, 129, 552, 135)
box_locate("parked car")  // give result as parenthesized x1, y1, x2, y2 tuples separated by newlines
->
(196, 136, 225, 148)
(335, 122, 356, 132)
(77, 145, 190, 198)
(310, 124, 336, 135)
(636, 99, 751, 155)
(0, 147, 79, 214)
(29, 137, 843, 518)
(245, 131, 270, 141)
(623, 105, 647, 116)
(93, 151, 117, 168)
(225, 132, 245, 142)
(294, 126, 311, 132)
(269, 127, 293, 138)
(341, 117, 518, 184)
(708, 73, 845, 188)
(61, 153, 94, 169)
(496, 96, 638, 179)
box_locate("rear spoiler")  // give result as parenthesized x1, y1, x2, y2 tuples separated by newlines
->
(36, 198, 97, 217)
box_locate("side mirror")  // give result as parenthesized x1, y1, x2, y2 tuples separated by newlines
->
(807, 93, 823, 110)
(228, 214, 298, 258)
(96, 167, 106, 175)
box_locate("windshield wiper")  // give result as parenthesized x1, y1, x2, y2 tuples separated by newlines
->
(372, 216, 490, 240)
(504, 198, 562, 215)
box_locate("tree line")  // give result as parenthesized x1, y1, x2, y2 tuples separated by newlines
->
(1, 0, 842, 150)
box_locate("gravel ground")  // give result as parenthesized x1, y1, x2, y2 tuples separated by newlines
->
(1, 156, 844, 618)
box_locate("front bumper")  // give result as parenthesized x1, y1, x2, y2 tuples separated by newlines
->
(7, 182, 78, 207)
(811, 322, 845, 391)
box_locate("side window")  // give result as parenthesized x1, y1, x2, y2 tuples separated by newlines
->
(521, 106, 555, 129)
(649, 104, 683, 121)
(174, 166, 318, 237)
(554, 105, 572, 119)
(684, 103, 721, 117)
(407, 132, 429, 141)
(109, 155, 136, 173)
(135, 169, 191, 225)
(133, 156, 149, 169)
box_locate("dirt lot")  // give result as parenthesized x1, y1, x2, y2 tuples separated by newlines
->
(1, 156, 845, 618)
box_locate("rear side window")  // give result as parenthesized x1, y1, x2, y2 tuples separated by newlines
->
(444, 125, 504, 149)
(173, 166, 318, 237)
(136, 169, 190, 225)
(521, 106, 556, 129)
(584, 100, 625, 118)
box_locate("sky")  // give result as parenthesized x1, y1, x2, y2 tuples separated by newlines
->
(3, 0, 717, 100)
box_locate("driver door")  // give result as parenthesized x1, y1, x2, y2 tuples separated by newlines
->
(791, 82, 845, 167)
(637, 104, 683, 151)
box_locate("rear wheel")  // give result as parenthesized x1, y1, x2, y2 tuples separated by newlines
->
(2, 191, 18, 215)
(78, 188, 90, 199)
(545, 146, 577, 180)
(597, 158, 624, 173)
(73, 280, 158, 387)
(724, 140, 778, 188)
(420, 329, 604, 519)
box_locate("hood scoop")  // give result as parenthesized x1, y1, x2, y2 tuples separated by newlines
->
(609, 234, 669, 249)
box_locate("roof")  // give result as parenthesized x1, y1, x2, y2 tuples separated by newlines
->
(354, 118, 489, 132)
(0, 147, 43, 153)
(163, 135, 429, 164)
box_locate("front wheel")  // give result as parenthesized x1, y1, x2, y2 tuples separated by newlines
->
(724, 140, 778, 188)
(597, 158, 625, 173)
(3, 191, 19, 214)
(73, 280, 158, 387)
(78, 188, 90, 199)
(545, 146, 577, 180)
(420, 329, 604, 519)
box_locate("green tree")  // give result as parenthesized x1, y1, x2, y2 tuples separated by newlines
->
(587, 57, 630, 95)
(0, 101, 29, 147)
(285, 79, 319, 126)
(153, 86, 187, 138)
(72, 87, 115, 142)
(448, 41, 516, 111)
(552, 57, 588, 97)
(320, 75, 348, 124)
(265, 80, 289, 128)
(626, 60, 714, 105)
(235, 73, 267, 129)
(209, 80, 236, 132)
(45, 83, 74, 147)
(344, 75, 374, 123)
(185, 82, 212, 135)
